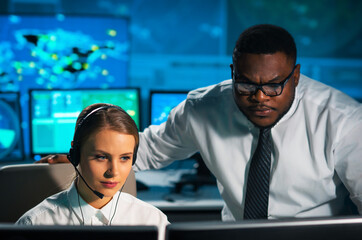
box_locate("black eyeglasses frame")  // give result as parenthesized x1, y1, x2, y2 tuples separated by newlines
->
(233, 65, 297, 97)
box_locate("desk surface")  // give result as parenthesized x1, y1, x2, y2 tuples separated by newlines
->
(136, 169, 224, 211)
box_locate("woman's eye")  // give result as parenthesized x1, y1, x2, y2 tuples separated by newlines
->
(120, 156, 131, 162)
(96, 155, 107, 160)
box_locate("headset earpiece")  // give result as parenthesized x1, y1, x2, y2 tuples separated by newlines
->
(67, 146, 80, 167)
(132, 149, 137, 165)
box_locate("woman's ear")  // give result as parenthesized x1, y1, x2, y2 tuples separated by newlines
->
(230, 64, 234, 79)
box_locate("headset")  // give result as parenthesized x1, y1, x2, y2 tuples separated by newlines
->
(67, 104, 139, 199)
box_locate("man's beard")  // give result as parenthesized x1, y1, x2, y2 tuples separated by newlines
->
(243, 91, 296, 129)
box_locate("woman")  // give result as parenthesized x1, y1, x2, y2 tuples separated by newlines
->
(16, 103, 169, 238)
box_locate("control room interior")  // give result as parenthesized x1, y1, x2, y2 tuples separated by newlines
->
(0, 0, 361, 232)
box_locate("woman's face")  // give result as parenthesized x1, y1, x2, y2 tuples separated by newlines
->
(77, 128, 135, 208)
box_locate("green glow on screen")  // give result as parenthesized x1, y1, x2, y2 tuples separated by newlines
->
(0, 129, 15, 148)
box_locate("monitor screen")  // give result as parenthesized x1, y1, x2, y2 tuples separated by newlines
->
(29, 88, 140, 160)
(0, 14, 129, 91)
(166, 216, 362, 240)
(0, 225, 158, 240)
(0, 13, 130, 157)
(0, 92, 24, 162)
(149, 91, 188, 125)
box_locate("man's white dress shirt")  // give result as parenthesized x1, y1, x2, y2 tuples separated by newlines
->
(16, 182, 169, 239)
(135, 74, 362, 221)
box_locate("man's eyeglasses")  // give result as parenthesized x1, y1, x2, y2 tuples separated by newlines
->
(233, 65, 297, 97)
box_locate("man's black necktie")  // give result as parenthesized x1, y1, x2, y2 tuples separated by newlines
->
(244, 127, 272, 219)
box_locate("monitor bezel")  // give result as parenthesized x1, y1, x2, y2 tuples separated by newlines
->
(0, 224, 158, 240)
(166, 216, 362, 240)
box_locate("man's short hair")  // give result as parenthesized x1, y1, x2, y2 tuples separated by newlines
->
(233, 24, 297, 64)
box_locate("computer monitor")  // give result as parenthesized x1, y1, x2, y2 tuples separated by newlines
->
(0, 225, 158, 240)
(0, 92, 24, 162)
(166, 216, 362, 240)
(149, 90, 189, 126)
(0, 13, 130, 158)
(29, 88, 140, 161)
(147, 90, 215, 192)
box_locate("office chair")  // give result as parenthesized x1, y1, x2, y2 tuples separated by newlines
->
(0, 163, 137, 223)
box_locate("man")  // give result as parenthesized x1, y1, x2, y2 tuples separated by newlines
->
(41, 24, 362, 221)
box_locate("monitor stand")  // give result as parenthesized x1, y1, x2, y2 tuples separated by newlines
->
(173, 153, 216, 193)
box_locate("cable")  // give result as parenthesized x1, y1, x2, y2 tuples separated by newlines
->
(109, 184, 124, 225)
(75, 178, 126, 226)
(76, 180, 85, 225)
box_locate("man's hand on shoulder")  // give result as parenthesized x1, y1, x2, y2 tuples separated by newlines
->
(35, 154, 69, 164)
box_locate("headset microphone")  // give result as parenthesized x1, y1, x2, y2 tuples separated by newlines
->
(71, 163, 104, 199)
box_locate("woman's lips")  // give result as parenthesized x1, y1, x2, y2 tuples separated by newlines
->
(101, 181, 118, 188)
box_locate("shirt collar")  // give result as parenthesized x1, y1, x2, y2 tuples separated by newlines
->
(274, 80, 301, 127)
(67, 181, 120, 225)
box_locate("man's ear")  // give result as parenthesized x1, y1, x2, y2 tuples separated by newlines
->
(294, 64, 301, 87)
(71, 140, 74, 148)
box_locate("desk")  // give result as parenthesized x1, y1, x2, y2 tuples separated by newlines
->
(136, 169, 224, 222)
